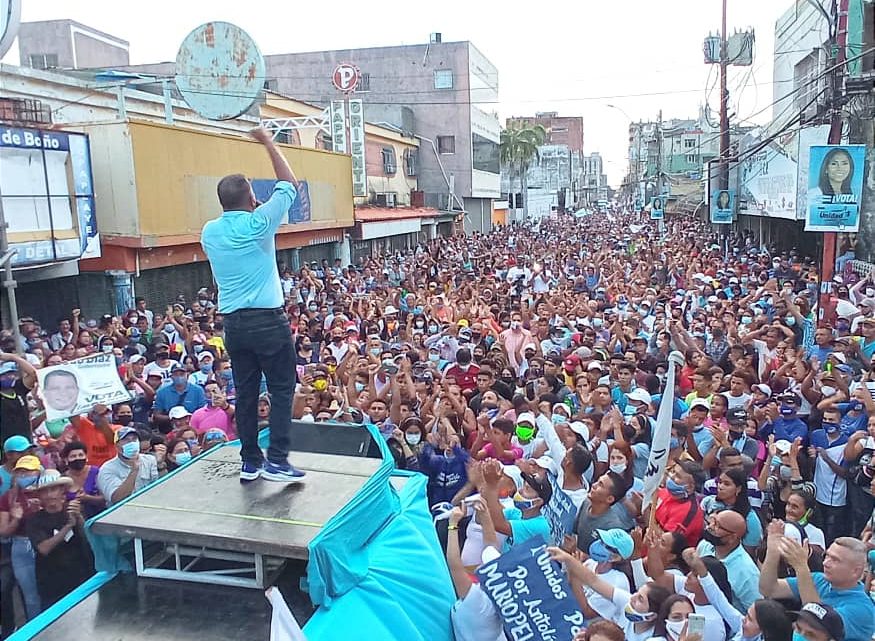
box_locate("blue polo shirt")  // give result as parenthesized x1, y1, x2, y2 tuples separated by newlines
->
(787, 572, 875, 641)
(201, 181, 297, 313)
(153, 381, 207, 414)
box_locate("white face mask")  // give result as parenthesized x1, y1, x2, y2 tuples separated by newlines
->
(405, 433, 421, 446)
(820, 385, 836, 397)
(609, 463, 627, 474)
(665, 619, 687, 640)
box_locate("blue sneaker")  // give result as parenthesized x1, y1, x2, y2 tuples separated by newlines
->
(261, 461, 306, 483)
(240, 462, 262, 482)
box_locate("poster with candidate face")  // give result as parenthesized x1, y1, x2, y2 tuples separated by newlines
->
(37, 353, 133, 421)
(650, 197, 664, 220)
(710, 189, 734, 224)
(805, 145, 866, 232)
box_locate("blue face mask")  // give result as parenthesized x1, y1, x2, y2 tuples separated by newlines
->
(16, 476, 38, 489)
(588, 539, 614, 563)
(413, 306, 424, 315)
(780, 404, 796, 417)
(512, 493, 538, 512)
(792, 633, 807, 641)
(785, 316, 796, 326)
(850, 400, 864, 412)
(670, 437, 680, 449)
(221, 370, 233, 382)
(354, 382, 366, 393)
(121, 441, 140, 458)
(175, 451, 192, 465)
(666, 477, 689, 498)
(822, 421, 840, 434)
(552, 413, 567, 425)
(200, 363, 213, 374)
(172, 375, 187, 386)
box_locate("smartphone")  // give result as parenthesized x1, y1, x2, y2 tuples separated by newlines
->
(686, 614, 705, 637)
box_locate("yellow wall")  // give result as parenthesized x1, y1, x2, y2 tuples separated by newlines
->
(127, 121, 353, 237)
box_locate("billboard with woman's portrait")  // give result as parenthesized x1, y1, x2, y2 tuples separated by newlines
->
(805, 145, 866, 232)
(710, 189, 734, 224)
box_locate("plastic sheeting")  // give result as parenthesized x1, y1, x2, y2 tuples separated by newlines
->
(303, 470, 456, 641)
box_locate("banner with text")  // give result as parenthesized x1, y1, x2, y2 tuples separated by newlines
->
(805, 144, 866, 232)
(541, 473, 577, 545)
(349, 99, 367, 197)
(475, 535, 583, 641)
(37, 353, 132, 421)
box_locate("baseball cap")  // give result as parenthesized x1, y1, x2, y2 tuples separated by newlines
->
(792, 603, 844, 641)
(196, 352, 213, 362)
(564, 355, 581, 371)
(501, 465, 525, 491)
(170, 362, 186, 373)
(595, 529, 635, 560)
(774, 439, 792, 455)
(14, 455, 42, 471)
(532, 455, 559, 476)
(753, 383, 772, 397)
(587, 361, 605, 371)
(0, 362, 17, 376)
(524, 343, 538, 353)
(626, 388, 652, 405)
(726, 407, 748, 424)
(516, 412, 537, 426)
(114, 426, 139, 443)
(169, 406, 192, 420)
(3, 435, 33, 453)
(569, 421, 590, 440)
(129, 354, 146, 364)
(689, 398, 711, 411)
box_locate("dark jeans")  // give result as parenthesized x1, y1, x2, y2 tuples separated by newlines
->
(224, 308, 296, 466)
(847, 482, 875, 538)
(814, 501, 850, 547)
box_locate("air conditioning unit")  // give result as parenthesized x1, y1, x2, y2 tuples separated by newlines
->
(375, 193, 397, 208)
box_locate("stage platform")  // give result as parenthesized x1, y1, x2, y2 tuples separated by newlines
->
(89, 446, 382, 588)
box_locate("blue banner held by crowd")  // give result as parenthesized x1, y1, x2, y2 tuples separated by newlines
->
(541, 473, 576, 545)
(805, 144, 866, 232)
(475, 535, 584, 641)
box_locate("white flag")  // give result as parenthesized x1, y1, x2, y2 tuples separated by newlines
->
(641, 351, 684, 510)
(267, 587, 308, 641)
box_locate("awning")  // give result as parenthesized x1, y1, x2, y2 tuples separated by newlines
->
(354, 206, 440, 223)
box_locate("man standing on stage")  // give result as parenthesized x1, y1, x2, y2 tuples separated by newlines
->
(201, 127, 305, 483)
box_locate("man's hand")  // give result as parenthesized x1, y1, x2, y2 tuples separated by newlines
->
(681, 547, 707, 576)
(481, 458, 503, 488)
(250, 127, 273, 145)
(779, 536, 810, 571)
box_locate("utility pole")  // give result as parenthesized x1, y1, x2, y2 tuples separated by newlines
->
(818, 0, 850, 325)
(0, 190, 23, 355)
(719, 0, 731, 256)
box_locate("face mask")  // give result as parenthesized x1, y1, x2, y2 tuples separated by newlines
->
(67, 459, 87, 471)
(471, 332, 482, 342)
(850, 400, 864, 412)
(221, 370, 233, 382)
(785, 316, 796, 326)
(200, 363, 213, 374)
(331, 335, 343, 344)
(821, 385, 836, 397)
(512, 493, 538, 511)
(428, 325, 438, 334)
(665, 477, 688, 498)
(175, 451, 192, 465)
(592, 318, 603, 328)
(116, 415, 133, 426)
(501, 376, 515, 386)
(701, 529, 726, 547)
(354, 381, 366, 393)
(101, 344, 113, 353)
(822, 421, 839, 434)
(609, 463, 627, 474)
(172, 375, 187, 386)
(156, 352, 170, 361)
(623, 603, 656, 623)
(164, 324, 175, 333)
(516, 425, 535, 441)
(665, 619, 687, 640)
(779, 404, 795, 416)
(308, 305, 318, 312)
(741, 316, 752, 325)
(551, 413, 568, 425)
(405, 433, 422, 446)
(121, 441, 140, 458)
(369, 347, 382, 357)
(670, 437, 680, 449)
(16, 476, 38, 489)
(588, 539, 614, 563)
(415, 321, 425, 329)
(792, 634, 808, 641)
(194, 344, 204, 354)
(779, 465, 793, 481)
(428, 353, 440, 362)
(313, 378, 328, 392)
(510, 321, 521, 331)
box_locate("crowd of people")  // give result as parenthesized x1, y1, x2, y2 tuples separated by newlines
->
(1, 207, 875, 641)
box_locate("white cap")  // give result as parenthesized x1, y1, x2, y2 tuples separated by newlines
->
(383, 305, 399, 315)
(569, 421, 590, 441)
(169, 406, 192, 420)
(587, 361, 605, 371)
(196, 351, 213, 362)
(532, 455, 559, 476)
(774, 439, 792, 455)
(516, 412, 537, 426)
(501, 465, 524, 490)
(689, 398, 711, 411)
(129, 354, 145, 364)
(753, 383, 772, 397)
(626, 388, 652, 405)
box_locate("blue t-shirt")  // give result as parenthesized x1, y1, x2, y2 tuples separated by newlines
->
(153, 381, 208, 414)
(506, 513, 551, 551)
(786, 572, 875, 641)
(838, 403, 869, 436)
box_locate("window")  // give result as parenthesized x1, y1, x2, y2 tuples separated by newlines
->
(356, 72, 370, 92)
(263, 78, 278, 91)
(686, 154, 698, 164)
(434, 69, 454, 90)
(684, 139, 696, 148)
(29, 53, 58, 70)
(472, 134, 499, 174)
(437, 135, 455, 154)
(405, 149, 417, 176)
(794, 51, 825, 113)
(382, 147, 397, 175)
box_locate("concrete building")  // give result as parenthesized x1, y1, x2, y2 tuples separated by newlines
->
(17, 19, 129, 70)
(581, 153, 608, 204)
(505, 112, 583, 152)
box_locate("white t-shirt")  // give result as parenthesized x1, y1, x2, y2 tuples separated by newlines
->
(582, 560, 629, 621)
(803, 522, 826, 549)
(721, 391, 751, 410)
(450, 584, 504, 641)
(144, 360, 177, 382)
(672, 576, 727, 641)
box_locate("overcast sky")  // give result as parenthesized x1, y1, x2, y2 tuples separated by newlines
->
(3, 0, 792, 185)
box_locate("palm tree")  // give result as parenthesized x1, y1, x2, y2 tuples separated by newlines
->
(500, 123, 547, 221)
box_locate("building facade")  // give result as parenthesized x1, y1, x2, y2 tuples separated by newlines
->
(17, 19, 129, 70)
(505, 112, 583, 153)
(581, 153, 608, 204)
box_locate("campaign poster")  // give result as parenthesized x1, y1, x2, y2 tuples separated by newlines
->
(805, 145, 866, 232)
(650, 197, 664, 220)
(251, 179, 311, 223)
(37, 353, 133, 421)
(710, 189, 734, 224)
(475, 535, 584, 641)
(541, 472, 577, 545)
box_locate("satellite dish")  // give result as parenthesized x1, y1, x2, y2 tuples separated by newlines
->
(0, 0, 22, 59)
(174, 21, 265, 121)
